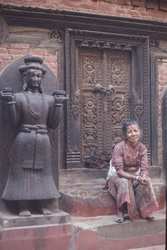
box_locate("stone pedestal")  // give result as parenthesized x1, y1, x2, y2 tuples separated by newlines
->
(0, 211, 72, 250)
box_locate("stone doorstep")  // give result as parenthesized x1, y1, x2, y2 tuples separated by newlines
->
(59, 166, 163, 183)
(0, 211, 165, 250)
(59, 167, 165, 217)
(71, 210, 166, 238)
(59, 178, 166, 217)
(71, 210, 166, 250)
(129, 245, 165, 250)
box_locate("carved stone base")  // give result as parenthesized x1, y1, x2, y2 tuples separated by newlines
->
(0, 210, 70, 228)
(0, 211, 72, 250)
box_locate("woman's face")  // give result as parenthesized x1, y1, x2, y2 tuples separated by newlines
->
(126, 125, 140, 144)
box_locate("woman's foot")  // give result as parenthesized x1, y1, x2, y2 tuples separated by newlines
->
(114, 207, 124, 223)
(145, 213, 154, 221)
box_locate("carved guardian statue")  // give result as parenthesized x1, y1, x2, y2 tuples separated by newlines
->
(0, 55, 68, 216)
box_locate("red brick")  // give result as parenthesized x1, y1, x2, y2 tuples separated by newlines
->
(35, 0, 47, 4)
(8, 49, 29, 55)
(11, 54, 26, 60)
(29, 49, 48, 56)
(45, 62, 57, 69)
(43, 56, 57, 63)
(0, 48, 8, 54)
(47, 50, 57, 56)
(4, 0, 24, 5)
(0, 54, 12, 60)
(0, 44, 10, 49)
(9, 44, 31, 49)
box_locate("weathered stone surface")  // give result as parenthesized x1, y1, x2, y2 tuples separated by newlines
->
(59, 191, 117, 217)
(0, 223, 73, 250)
(146, 0, 157, 10)
(59, 168, 165, 217)
(72, 210, 166, 250)
(0, 203, 165, 250)
(0, 210, 70, 228)
(160, 2, 167, 12)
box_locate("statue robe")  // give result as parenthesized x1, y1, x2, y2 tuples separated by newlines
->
(2, 90, 60, 200)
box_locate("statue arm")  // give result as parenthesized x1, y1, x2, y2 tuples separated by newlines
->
(6, 97, 20, 128)
(47, 92, 68, 129)
(47, 101, 63, 129)
(0, 90, 20, 128)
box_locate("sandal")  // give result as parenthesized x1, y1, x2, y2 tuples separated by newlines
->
(145, 213, 154, 221)
(114, 215, 124, 223)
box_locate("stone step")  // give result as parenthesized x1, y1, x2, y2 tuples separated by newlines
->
(59, 166, 162, 182)
(59, 168, 165, 217)
(0, 210, 165, 250)
(70, 209, 166, 250)
(129, 245, 165, 250)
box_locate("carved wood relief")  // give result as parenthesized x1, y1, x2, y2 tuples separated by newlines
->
(79, 50, 102, 160)
(79, 48, 130, 162)
(108, 52, 130, 149)
(65, 29, 150, 168)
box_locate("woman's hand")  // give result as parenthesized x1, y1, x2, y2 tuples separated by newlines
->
(137, 176, 150, 185)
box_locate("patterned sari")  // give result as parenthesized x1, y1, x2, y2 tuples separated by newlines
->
(108, 140, 159, 221)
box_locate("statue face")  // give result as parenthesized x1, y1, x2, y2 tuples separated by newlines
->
(25, 69, 43, 91)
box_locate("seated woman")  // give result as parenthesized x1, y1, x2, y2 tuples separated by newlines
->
(107, 120, 159, 223)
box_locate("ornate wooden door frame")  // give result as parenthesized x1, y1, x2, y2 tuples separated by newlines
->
(64, 29, 150, 168)
(150, 50, 167, 168)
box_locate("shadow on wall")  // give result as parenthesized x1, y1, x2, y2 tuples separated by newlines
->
(162, 86, 167, 181)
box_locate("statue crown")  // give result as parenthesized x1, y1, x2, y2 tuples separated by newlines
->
(19, 55, 46, 75)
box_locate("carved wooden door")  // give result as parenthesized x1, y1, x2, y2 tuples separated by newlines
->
(65, 33, 150, 169)
(78, 48, 130, 162)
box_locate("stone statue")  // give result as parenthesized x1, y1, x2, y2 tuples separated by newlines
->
(0, 56, 68, 217)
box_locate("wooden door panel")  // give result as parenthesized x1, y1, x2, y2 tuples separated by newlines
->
(79, 48, 130, 161)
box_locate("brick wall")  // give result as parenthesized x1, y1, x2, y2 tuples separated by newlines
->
(157, 58, 167, 166)
(2, 0, 167, 22)
(0, 43, 58, 75)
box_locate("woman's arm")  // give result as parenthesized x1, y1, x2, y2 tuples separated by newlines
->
(117, 169, 138, 181)
(113, 142, 149, 184)
(112, 142, 137, 181)
(139, 144, 149, 177)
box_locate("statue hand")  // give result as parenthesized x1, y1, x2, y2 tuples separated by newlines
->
(0, 88, 15, 102)
(54, 95, 68, 104)
(53, 90, 68, 104)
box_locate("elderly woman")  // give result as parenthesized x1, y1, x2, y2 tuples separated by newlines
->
(107, 120, 159, 223)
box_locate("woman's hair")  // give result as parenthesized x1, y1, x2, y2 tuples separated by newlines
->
(122, 120, 141, 137)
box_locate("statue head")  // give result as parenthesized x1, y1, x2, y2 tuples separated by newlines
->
(19, 56, 47, 92)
